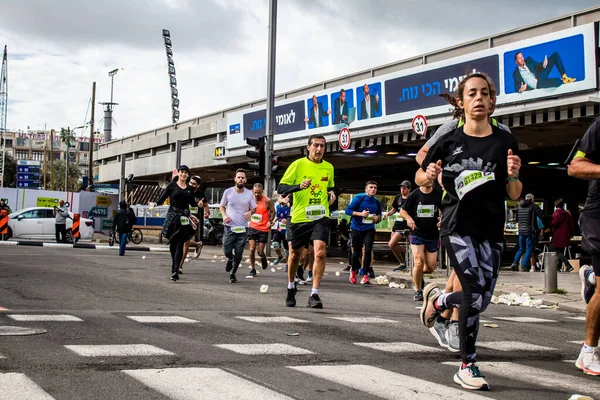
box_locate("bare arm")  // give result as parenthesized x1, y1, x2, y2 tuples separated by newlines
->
(399, 208, 415, 230)
(267, 199, 276, 227)
(415, 144, 429, 167)
(568, 157, 600, 180)
(506, 180, 523, 201)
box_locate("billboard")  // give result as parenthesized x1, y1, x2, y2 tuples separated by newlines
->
(226, 23, 597, 150)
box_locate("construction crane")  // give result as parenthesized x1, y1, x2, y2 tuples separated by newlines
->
(0, 45, 7, 187)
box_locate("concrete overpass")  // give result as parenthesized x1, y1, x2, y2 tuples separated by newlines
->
(95, 6, 600, 201)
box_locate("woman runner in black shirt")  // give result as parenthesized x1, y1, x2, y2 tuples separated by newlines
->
(419, 72, 522, 391)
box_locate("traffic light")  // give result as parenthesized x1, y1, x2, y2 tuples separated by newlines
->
(271, 155, 280, 173)
(246, 136, 265, 176)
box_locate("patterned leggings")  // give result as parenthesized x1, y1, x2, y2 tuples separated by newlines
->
(437, 233, 503, 364)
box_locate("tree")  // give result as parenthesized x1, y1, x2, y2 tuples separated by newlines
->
(50, 159, 81, 192)
(2, 152, 17, 187)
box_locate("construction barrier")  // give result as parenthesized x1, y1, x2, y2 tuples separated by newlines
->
(0, 209, 8, 236)
(72, 213, 80, 240)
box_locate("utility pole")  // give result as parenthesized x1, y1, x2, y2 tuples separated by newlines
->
(43, 139, 47, 189)
(65, 127, 70, 192)
(50, 129, 54, 190)
(88, 82, 96, 185)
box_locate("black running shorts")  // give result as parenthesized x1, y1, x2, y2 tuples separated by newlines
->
(580, 214, 600, 275)
(289, 218, 330, 250)
(247, 227, 269, 244)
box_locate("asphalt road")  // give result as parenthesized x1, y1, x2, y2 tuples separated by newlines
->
(0, 245, 595, 399)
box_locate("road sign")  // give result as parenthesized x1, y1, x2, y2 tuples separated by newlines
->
(214, 145, 226, 157)
(339, 127, 351, 150)
(412, 115, 428, 136)
(17, 159, 41, 190)
(17, 166, 40, 173)
(36, 197, 59, 208)
(17, 180, 40, 189)
(95, 196, 112, 207)
(89, 206, 108, 217)
(17, 173, 40, 180)
(17, 160, 40, 166)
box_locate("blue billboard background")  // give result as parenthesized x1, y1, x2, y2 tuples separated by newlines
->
(305, 95, 330, 129)
(356, 83, 382, 120)
(330, 88, 354, 125)
(503, 34, 585, 94)
(243, 100, 305, 139)
(385, 55, 499, 115)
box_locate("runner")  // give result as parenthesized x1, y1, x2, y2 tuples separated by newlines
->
(272, 194, 290, 266)
(345, 181, 382, 284)
(219, 169, 256, 283)
(177, 175, 209, 274)
(247, 183, 275, 278)
(419, 72, 522, 390)
(567, 116, 600, 376)
(278, 134, 336, 309)
(399, 180, 442, 300)
(382, 181, 411, 271)
(153, 165, 200, 281)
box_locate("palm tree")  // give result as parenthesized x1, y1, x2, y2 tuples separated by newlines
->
(51, 159, 81, 192)
(59, 127, 76, 191)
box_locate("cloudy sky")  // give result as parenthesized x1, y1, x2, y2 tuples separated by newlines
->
(1, 0, 598, 140)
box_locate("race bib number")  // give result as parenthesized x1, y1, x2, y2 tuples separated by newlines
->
(180, 216, 190, 226)
(231, 226, 246, 233)
(251, 214, 262, 223)
(305, 205, 326, 221)
(189, 206, 199, 214)
(279, 222, 286, 230)
(417, 205, 435, 218)
(455, 170, 496, 200)
(362, 214, 375, 224)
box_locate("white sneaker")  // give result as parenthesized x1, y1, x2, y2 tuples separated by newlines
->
(575, 346, 600, 376)
(194, 242, 203, 258)
(306, 276, 313, 282)
(454, 363, 489, 390)
(445, 321, 460, 353)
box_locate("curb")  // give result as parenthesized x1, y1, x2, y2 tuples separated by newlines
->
(0, 240, 169, 252)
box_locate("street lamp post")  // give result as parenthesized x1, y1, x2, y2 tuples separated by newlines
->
(100, 68, 122, 143)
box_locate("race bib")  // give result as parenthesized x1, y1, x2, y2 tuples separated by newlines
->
(362, 214, 375, 224)
(189, 206, 199, 214)
(231, 226, 246, 233)
(180, 216, 190, 226)
(455, 170, 496, 200)
(251, 214, 262, 223)
(305, 205, 326, 221)
(279, 222, 286, 230)
(417, 205, 435, 218)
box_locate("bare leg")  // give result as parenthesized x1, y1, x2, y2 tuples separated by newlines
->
(424, 251, 438, 274)
(388, 232, 405, 264)
(585, 275, 600, 347)
(248, 240, 257, 270)
(311, 240, 327, 289)
(179, 240, 192, 270)
(411, 245, 426, 290)
(441, 270, 456, 320)
(287, 247, 304, 283)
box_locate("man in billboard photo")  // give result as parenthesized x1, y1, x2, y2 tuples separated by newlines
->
(359, 83, 380, 120)
(304, 95, 331, 129)
(333, 89, 349, 124)
(513, 51, 576, 93)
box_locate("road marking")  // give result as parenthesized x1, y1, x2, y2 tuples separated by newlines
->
(566, 316, 586, 321)
(568, 340, 584, 345)
(477, 341, 556, 351)
(43, 243, 72, 248)
(442, 361, 600, 397)
(0, 372, 55, 399)
(289, 364, 489, 399)
(490, 317, 556, 323)
(327, 317, 398, 324)
(0, 307, 9, 311)
(65, 344, 174, 357)
(214, 344, 314, 355)
(236, 316, 310, 324)
(7, 314, 83, 322)
(123, 367, 292, 399)
(0, 241, 17, 246)
(126, 316, 198, 323)
(354, 342, 444, 353)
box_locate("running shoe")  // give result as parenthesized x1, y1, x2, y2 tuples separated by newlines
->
(170, 273, 179, 281)
(306, 274, 313, 283)
(286, 287, 297, 307)
(343, 265, 351, 272)
(283, 265, 288, 272)
(307, 294, 323, 309)
(454, 363, 489, 390)
(225, 259, 233, 272)
(413, 290, 423, 301)
(249, 269, 257, 277)
(367, 268, 375, 279)
(229, 274, 237, 283)
(261, 255, 268, 270)
(429, 318, 448, 349)
(358, 268, 365, 276)
(580, 265, 596, 304)
(273, 257, 282, 265)
(194, 242, 203, 258)
(349, 270, 357, 284)
(445, 321, 460, 353)
(360, 275, 370, 284)
(393, 263, 406, 272)
(420, 283, 442, 328)
(576, 346, 600, 376)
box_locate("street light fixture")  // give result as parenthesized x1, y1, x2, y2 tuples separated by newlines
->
(108, 68, 123, 105)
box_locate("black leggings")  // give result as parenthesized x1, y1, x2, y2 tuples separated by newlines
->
(170, 241, 185, 275)
(351, 229, 375, 272)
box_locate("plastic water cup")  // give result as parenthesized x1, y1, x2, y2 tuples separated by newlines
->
(260, 285, 269, 293)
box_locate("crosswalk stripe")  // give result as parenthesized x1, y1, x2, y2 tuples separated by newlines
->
(490, 317, 556, 323)
(354, 342, 444, 353)
(0, 372, 55, 399)
(442, 361, 600, 397)
(289, 364, 490, 399)
(123, 367, 292, 399)
(235, 316, 310, 323)
(214, 344, 314, 355)
(566, 316, 586, 321)
(7, 314, 82, 322)
(65, 344, 174, 357)
(327, 317, 398, 323)
(477, 341, 557, 351)
(126, 316, 198, 323)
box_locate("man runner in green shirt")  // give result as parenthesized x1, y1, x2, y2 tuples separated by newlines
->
(278, 134, 336, 309)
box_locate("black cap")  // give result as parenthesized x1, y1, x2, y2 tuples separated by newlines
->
(400, 180, 411, 189)
(119, 200, 128, 209)
(178, 165, 190, 174)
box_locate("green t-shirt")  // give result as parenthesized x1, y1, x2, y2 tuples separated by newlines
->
(280, 157, 335, 223)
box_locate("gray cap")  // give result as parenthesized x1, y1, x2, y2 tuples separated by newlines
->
(400, 180, 412, 188)
(525, 193, 534, 200)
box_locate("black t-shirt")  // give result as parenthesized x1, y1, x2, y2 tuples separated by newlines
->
(577, 117, 600, 219)
(422, 125, 518, 242)
(392, 194, 408, 230)
(402, 188, 442, 240)
(156, 182, 196, 210)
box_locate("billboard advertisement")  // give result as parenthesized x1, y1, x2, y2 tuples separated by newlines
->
(226, 23, 596, 150)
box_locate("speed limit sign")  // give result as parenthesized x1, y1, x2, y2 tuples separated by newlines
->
(339, 127, 351, 150)
(412, 115, 428, 136)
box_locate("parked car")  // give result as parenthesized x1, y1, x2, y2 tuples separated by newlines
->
(203, 217, 224, 244)
(2, 207, 94, 242)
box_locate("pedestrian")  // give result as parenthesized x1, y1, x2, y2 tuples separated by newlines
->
(247, 183, 275, 277)
(419, 71, 522, 390)
(345, 181, 382, 285)
(511, 193, 544, 271)
(278, 134, 336, 309)
(113, 201, 130, 256)
(567, 115, 600, 376)
(383, 182, 411, 271)
(550, 198, 575, 272)
(153, 165, 200, 281)
(53, 200, 69, 243)
(272, 194, 290, 265)
(219, 169, 256, 283)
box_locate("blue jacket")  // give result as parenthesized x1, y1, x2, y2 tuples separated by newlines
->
(345, 193, 382, 232)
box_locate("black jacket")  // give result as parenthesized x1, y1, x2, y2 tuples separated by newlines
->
(113, 209, 130, 234)
(516, 199, 544, 235)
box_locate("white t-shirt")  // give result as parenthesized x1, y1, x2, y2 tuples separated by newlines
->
(219, 187, 256, 227)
